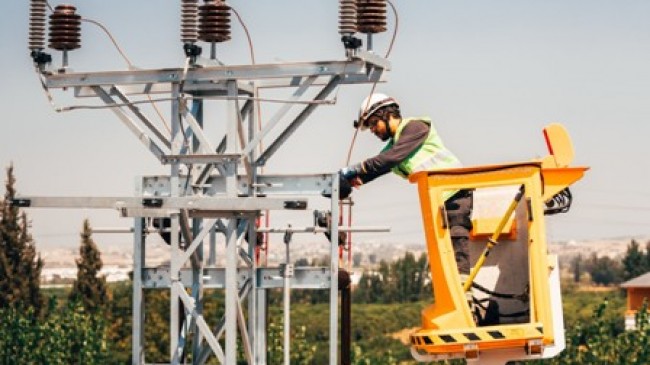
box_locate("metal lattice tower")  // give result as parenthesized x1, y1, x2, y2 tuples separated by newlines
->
(22, 2, 390, 364)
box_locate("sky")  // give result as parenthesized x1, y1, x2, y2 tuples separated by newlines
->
(1, 1, 650, 252)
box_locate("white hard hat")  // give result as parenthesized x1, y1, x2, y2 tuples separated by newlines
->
(356, 93, 399, 130)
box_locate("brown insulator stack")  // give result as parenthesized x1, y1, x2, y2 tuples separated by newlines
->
(357, 0, 386, 34)
(48, 4, 81, 50)
(338, 0, 358, 35)
(29, 0, 48, 50)
(198, 0, 231, 43)
(181, 0, 199, 43)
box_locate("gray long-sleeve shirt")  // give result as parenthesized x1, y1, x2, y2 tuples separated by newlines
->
(359, 119, 429, 184)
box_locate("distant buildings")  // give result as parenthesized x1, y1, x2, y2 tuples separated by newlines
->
(41, 265, 130, 286)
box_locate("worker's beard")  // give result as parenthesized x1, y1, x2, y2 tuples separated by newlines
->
(374, 122, 391, 141)
(379, 126, 392, 141)
(374, 130, 389, 141)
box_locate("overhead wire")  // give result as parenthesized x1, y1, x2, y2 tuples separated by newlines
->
(79, 17, 173, 135)
(231, 7, 256, 65)
(80, 18, 133, 68)
(340, 0, 399, 269)
(35, 3, 336, 129)
(231, 4, 269, 263)
(41, 90, 336, 112)
(344, 0, 399, 166)
(36, 2, 172, 135)
(35, 1, 399, 264)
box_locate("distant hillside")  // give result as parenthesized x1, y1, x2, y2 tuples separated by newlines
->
(549, 235, 650, 260)
(37, 235, 649, 273)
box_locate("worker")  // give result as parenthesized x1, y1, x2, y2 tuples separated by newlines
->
(340, 93, 473, 276)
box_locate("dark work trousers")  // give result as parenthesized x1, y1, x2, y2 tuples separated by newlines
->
(444, 189, 474, 275)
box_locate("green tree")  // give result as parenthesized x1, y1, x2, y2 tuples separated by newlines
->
(377, 260, 394, 302)
(585, 253, 623, 285)
(0, 164, 43, 315)
(69, 219, 109, 312)
(0, 301, 108, 364)
(532, 299, 650, 365)
(105, 281, 133, 364)
(267, 321, 316, 364)
(354, 252, 431, 304)
(354, 270, 385, 303)
(622, 239, 647, 281)
(645, 241, 650, 275)
(571, 254, 583, 283)
(391, 252, 430, 302)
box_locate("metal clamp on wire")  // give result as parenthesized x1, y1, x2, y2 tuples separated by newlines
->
(341, 35, 362, 50)
(183, 43, 202, 59)
(31, 50, 52, 67)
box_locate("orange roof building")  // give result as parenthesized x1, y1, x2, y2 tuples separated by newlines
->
(620, 272, 650, 330)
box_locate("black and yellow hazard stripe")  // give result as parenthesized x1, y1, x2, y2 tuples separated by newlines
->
(410, 323, 545, 354)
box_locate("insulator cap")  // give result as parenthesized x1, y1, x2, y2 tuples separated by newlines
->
(357, 0, 387, 34)
(339, 0, 358, 35)
(198, 0, 231, 43)
(48, 4, 81, 51)
(181, 0, 199, 43)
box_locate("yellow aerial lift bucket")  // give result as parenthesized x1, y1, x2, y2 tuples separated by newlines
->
(407, 124, 588, 363)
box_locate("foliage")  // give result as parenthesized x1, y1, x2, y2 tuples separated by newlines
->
(267, 321, 316, 364)
(622, 239, 649, 281)
(570, 254, 583, 283)
(530, 299, 650, 365)
(645, 241, 650, 273)
(29, 272, 649, 365)
(569, 239, 650, 287)
(561, 290, 625, 331)
(350, 344, 397, 365)
(354, 252, 431, 304)
(285, 301, 425, 364)
(69, 219, 109, 313)
(0, 164, 43, 315)
(104, 281, 133, 364)
(584, 252, 624, 285)
(0, 300, 108, 364)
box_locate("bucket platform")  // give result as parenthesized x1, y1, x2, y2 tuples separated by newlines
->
(407, 124, 588, 363)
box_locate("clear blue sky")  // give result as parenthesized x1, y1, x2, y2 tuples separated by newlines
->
(1, 1, 649, 250)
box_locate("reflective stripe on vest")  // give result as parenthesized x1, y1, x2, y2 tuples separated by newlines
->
(383, 117, 462, 179)
(383, 117, 462, 201)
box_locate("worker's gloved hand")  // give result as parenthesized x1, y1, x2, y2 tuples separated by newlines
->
(339, 174, 353, 199)
(340, 164, 363, 190)
(340, 164, 361, 180)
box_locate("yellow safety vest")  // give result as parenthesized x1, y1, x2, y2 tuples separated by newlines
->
(382, 117, 462, 178)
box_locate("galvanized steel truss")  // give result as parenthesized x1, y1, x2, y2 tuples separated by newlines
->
(21, 53, 390, 364)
